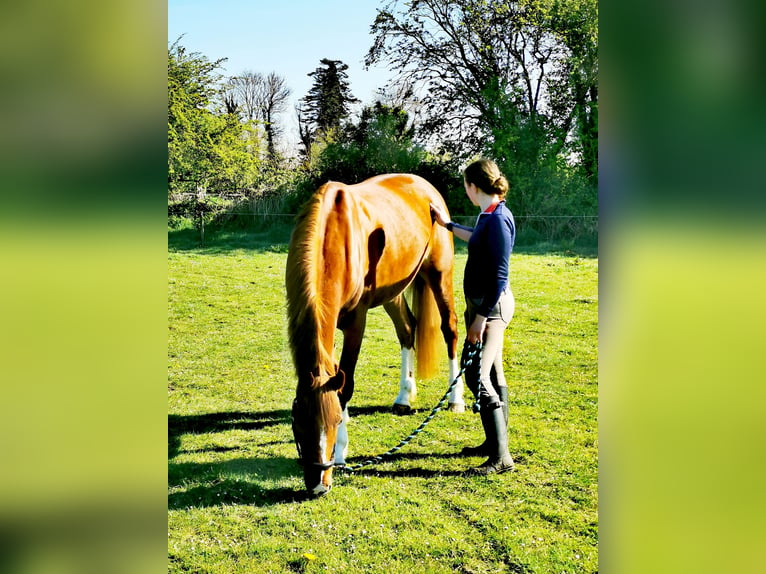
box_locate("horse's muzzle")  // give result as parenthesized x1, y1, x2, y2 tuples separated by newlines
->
(310, 482, 332, 497)
(301, 462, 334, 496)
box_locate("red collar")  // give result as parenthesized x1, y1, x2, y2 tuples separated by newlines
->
(482, 201, 501, 214)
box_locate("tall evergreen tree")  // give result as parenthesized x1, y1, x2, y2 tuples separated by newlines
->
(298, 58, 359, 152)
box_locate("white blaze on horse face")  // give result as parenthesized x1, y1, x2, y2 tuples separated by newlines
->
(334, 406, 350, 465)
(318, 428, 330, 466)
(394, 347, 417, 406)
(314, 429, 334, 493)
(447, 356, 465, 409)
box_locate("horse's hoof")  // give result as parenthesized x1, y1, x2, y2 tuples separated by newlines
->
(392, 403, 412, 415)
(448, 402, 466, 413)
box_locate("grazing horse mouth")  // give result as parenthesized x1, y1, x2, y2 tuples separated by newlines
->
(311, 482, 332, 497)
(293, 418, 338, 494)
(297, 460, 335, 496)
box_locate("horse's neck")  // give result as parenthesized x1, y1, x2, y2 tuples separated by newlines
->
(318, 188, 365, 311)
(291, 301, 337, 385)
(292, 184, 364, 383)
(313, 305, 338, 378)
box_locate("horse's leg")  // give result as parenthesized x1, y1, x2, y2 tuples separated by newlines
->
(335, 308, 367, 465)
(423, 266, 465, 412)
(383, 295, 417, 415)
(334, 405, 351, 467)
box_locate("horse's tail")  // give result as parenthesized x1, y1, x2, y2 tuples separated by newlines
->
(412, 274, 441, 380)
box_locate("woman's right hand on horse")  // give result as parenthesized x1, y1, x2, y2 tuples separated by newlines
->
(429, 203, 448, 227)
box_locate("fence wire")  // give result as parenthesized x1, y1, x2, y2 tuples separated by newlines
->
(169, 196, 598, 246)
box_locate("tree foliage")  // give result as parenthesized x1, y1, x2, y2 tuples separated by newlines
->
(168, 39, 262, 195)
(287, 102, 462, 214)
(167, 3, 597, 245)
(297, 59, 360, 155)
(222, 71, 291, 161)
(366, 0, 598, 215)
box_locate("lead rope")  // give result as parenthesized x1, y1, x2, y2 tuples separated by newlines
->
(335, 341, 482, 473)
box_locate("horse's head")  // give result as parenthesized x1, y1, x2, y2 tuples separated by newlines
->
(291, 370, 345, 496)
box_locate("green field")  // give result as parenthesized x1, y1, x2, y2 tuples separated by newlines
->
(168, 229, 598, 573)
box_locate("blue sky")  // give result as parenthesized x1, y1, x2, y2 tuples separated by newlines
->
(168, 0, 395, 145)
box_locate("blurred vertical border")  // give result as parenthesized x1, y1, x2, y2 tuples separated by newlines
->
(0, 1, 167, 572)
(601, 0, 766, 572)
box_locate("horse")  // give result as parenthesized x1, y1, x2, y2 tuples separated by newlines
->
(285, 173, 465, 496)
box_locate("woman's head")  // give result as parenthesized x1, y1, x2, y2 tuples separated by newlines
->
(463, 159, 509, 198)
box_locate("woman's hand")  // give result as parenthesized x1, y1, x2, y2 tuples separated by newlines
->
(429, 203, 449, 227)
(467, 314, 487, 344)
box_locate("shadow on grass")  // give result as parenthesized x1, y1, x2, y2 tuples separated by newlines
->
(169, 409, 310, 507)
(168, 410, 290, 459)
(168, 456, 312, 509)
(338, 451, 470, 480)
(167, 406, 518, 507)
(347, 404, 404, 417)
(168, 453, 474, 509)
(348, 403, 474, 417)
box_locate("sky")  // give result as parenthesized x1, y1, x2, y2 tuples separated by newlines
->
(168, 0, 396, 148)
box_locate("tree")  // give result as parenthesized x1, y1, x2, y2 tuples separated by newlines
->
(346, 101, 414, 146)
(298, 58, 360, 154)
(260, 72, 291, 161)
(168, 38, 226, 194)
(549, 0, 598, 182)
(223, 71, 291, 161)
(224, 71, 262, 121)
(286, 101, 463, 214)
(365, 0, 598, 217)
(366, 0, 597, 172)
(168, 39, 261, 195)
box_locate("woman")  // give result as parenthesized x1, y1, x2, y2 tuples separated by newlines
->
(430, 159, 515, 475)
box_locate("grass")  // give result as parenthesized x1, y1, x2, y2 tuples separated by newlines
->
(168, 228, 598, 573)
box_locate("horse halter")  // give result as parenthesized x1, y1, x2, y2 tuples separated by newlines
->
(291, 398, 336, 471)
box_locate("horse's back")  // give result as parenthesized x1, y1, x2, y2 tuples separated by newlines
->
(339, 174, 453, 297)
(352, 173, 446, 211)
(304, 174, 453, 295)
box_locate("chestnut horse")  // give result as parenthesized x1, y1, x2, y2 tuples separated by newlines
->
(285, 174, 465, 496)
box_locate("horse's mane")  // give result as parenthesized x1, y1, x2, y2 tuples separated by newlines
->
(285, 187, 334, 388)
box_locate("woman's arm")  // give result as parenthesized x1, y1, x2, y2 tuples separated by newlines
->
(430, 202, 473, 241)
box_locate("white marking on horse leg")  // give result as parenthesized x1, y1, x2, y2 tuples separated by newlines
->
(394, 347, 416, 406)
(447, 356, 466, 412)
(334, 407, 350, 465)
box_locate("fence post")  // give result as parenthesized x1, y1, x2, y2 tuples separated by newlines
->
(197, 186, 206, 246)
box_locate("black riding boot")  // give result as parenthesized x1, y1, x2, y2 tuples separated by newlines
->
(467, 402, 514, 475)
(461, 375, 509, 456)
(459, 341, 486, 455)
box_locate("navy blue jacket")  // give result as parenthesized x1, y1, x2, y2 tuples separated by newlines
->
(453, 201, 515, 317)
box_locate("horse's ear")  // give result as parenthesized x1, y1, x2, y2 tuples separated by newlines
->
(327, 370, 345, 393)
